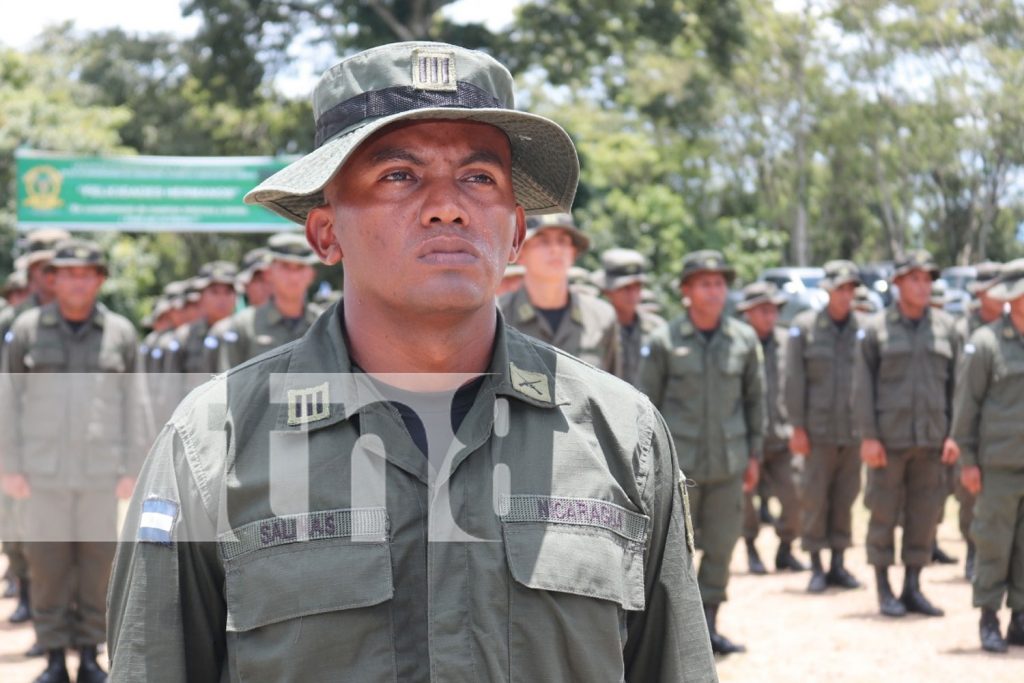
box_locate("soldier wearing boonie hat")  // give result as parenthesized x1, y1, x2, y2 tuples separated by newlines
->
(208, 233, 322, 371)
(853, 248, 961, 618)
(108, 41, 715, 681)
(639, 248, 763, 655)
(735, 282, 807, 578)
(1, 238, 142, 682)
(499, 213, 621, 375)
(162, 261, 238, 377)
(951, 257, 1024, 652)
(785, 259, 865, 594)
(1, 269, 29, 308)
(237, 247, 274, 307)
(594, 248, 665, 387)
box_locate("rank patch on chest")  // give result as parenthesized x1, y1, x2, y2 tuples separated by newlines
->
(137, 497, 179, 546)
(287, 381, 330, 426)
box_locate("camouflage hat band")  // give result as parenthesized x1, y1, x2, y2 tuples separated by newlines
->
(315, 82, 500, 148)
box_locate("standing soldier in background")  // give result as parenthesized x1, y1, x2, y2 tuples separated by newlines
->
(786, 260, 864, 594)
(138, 297, 173, 372)
(1, 269, 30, 309)
(640, 249, 763, 654)
(163, 261, 238, 375)
(953, 260, 1004, 580)
(500, 214, 620, 374)
(737, 282, 806, 575)
(237, 247, 273, 308)
(209, 234, 320, 371)
(1, 239, 142, 683)
(853, 251, 960, 618)
(952, 259, 1024, 653)
(594, 248, 664, 388)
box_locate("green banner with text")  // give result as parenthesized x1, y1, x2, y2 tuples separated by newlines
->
(16, 150, 296, 232)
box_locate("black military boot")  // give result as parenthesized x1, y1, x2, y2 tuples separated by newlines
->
(745, 539, 767, 575)
(964, 541, 976, 581)
(775, 541, 808, 572)
(875, 566, 906, 617)
(1007, 610, 1024, 646)
(807, 551, 827, 593)
(33, 649, 70, 683)
(704, 604, 746, 655)
(979, 609, 1008, 653)
(826, 549, 861, 589)
(931, 541, 957, 565)
(900, 566, 944, 616)
(9, 577, 32, 623)
(77, 645, 108, 683)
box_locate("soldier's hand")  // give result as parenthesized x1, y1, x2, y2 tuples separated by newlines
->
(743, 458, 760, 493)
(116, 476, 137, 501)
(789, 427, 811, 457)
(1, 474, 30, 499)
(860, 439, 887, 469)
(940, 438, 960, 465)
(960, 466, 982, 495)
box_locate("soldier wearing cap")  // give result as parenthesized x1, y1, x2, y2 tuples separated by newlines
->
(107, 42, 715, 681)
(951, 258, 1024, 653)
(852, 249, 961, 618)
(640, 249, 763, 655)
(594, 248, 665, 388)
(209, 233, 322, 371)
(736, 282, 806, 576)
(2, 269, 30, 308)
(162, 261, 238, 376)
(952, 260, 1004, 579)
(0, 239, 143, 683)
(499, 213, 621, 375)
(237, 247, 274, 308)
(785, 260, 864, 594)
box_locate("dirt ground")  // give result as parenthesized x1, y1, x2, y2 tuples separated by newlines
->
(0, 498, 1020, 681)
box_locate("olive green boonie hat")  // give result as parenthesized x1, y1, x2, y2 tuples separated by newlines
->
(267, 232, 318, 265)
(892, 250, 939, 281)
(736, 281, 787, 312)
(46, 239, 108, 274)
(194, 261, 239, 290)
(523, 213, 590, 253)
(967, 261, 1002, 294)
(679, 249, 735, 285)
(821, 259, 861, 290)
(594, 248, 649, 291)
(244, 41, 579, 224)
(987, 258, 1024, 302)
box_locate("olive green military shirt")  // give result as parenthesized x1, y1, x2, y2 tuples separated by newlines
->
(210, 301, 322, 372)
(107, 303, 718, 683)
(0, 303, 147, 488)
(499, 286, 621, 376)
(0, 292, 41, 339)
(784, 309, 861, 446)
(621, 309, 666, 389)
(951, 316, 1024, 470)
(162, 319, 218, 375)
(638, 314, 765, 483)
(852, 306, 959, 449)
(761, 326, 791, 453)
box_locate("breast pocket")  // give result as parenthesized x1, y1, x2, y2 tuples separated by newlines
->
(221, 510, 396, 683)
(501, 496, 648, 683)
(878, 338, 912, 382)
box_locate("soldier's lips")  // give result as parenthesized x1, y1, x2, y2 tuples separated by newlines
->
(417, 237, 481, 266)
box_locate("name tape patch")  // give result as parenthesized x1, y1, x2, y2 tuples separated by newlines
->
(499, 494, 649, 543)
(138, 497, 179, 545)
(219, 507, 389, 560)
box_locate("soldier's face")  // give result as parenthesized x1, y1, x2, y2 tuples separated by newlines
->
(605, 282, 643, 318)
(743, 302, 779, 338)
(28, 262, 55, 298)
(53, 266, 105, 309)
(200, 283, 237, 323)
(517, 229, 577, 282)
(895, 269, 933, 311)
(1010, 295, 1024, 317)
(828, 282, 856, 318)
(245, 271, 272, 307)
(268, 260, 315, 300)
(308, 120, 525, 315)
(681, 272, 728, 318)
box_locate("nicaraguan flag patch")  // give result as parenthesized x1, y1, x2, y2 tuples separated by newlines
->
(138, 497, 179, 545)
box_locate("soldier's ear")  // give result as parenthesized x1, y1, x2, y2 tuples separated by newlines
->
(307, 205, 343, 265)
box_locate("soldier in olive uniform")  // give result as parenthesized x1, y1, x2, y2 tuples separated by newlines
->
(952, 259, 1024, 652)
(640, 249, 763, 655)
(1, 269, 30, 308)
(162, 261, 238, 376)
(107, 42, 716, 682)
(1, 240, 143, 683)
(737, 282, 806, 575)
(499, 214, 621, 375)
(785, 260, 864, 594)
(852, 250, 960, 618)
(209, 233, 321, 371)
(594, 248, 665, 388)
(237, 247, 273, 308)
(952, 261, 1003, 580)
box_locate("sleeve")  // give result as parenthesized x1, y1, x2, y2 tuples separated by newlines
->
(852, 324, 880, 440)
(944, 323, 960, 435)
(783, 323, 807, 429)
(603, 319, 622, 377)
(637, 327, 670, 408)
(744, 335, 765, 462)
(623, 407, 717, 683)
(949, 332, 992, 469)
(0, 321, 30, 474)
(107, 425, 227, 682)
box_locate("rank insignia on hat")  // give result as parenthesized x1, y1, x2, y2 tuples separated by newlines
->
(138, 497, 178, 546)
(704, 258, 717, 267)
(75, 248, 89, 259)
(287, 381, 330, 426)
(412, 48, 457, 92)
(509, 362, 551, 402)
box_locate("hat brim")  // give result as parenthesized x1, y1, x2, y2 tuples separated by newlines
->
(270, 253, 320, 266)
(244, 108, 579, 225)
(736, 294, 788, 312)
(599, 273, 647, 291)
(45, 260, 108, 275)
(822, 275, 862, 290)
(892, 265, 939, 281)
(987, 278, 1024, 302)
(523, 225, 590, 253)
(680, 267, 736, 286)
(967, 278, 998, 294)
(194, 276, 237, 289)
